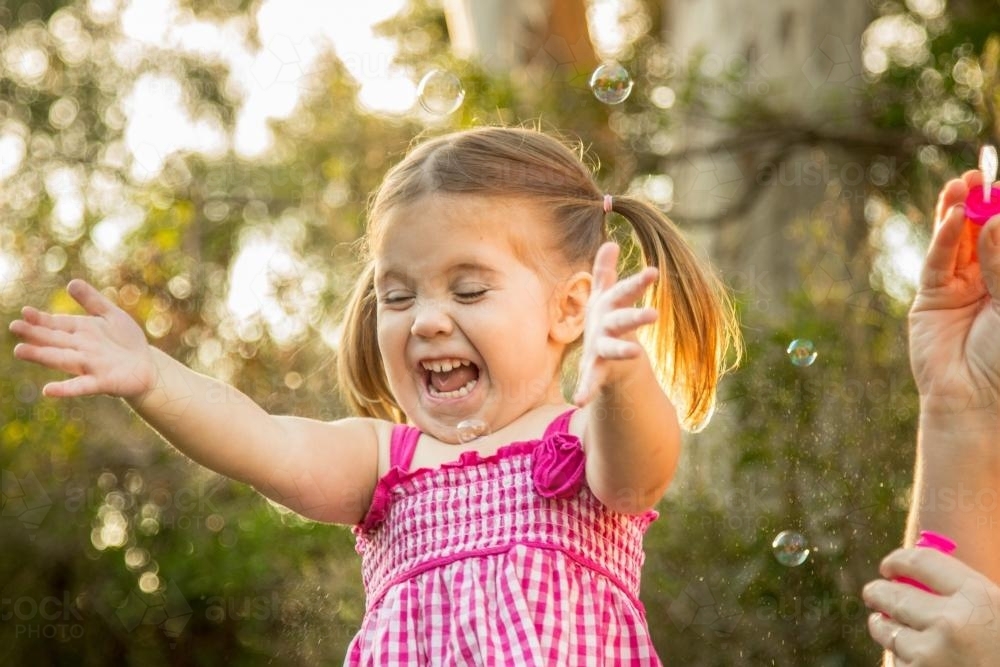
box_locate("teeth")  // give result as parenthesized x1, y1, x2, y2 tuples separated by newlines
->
(421, 358, 471, 373)
(427, 378, 477, 399)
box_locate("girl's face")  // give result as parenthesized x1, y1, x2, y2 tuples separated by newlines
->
(373, 194, 571, 443)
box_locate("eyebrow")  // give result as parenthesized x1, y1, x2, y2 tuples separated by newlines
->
(375, 262, 503, 285)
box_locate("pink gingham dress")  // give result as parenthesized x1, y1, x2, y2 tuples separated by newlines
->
(346, 410, 662, 666)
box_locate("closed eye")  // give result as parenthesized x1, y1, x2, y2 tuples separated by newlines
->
(455, 290, 488, 302)
(379, 294, 414, 306)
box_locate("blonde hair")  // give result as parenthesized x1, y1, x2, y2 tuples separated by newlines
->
(337, 126, 741, 430)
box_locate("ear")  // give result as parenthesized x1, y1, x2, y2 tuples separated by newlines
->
(549, 270, 591, 345)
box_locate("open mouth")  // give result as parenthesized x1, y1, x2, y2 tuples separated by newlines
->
(420, 358, 481, 399)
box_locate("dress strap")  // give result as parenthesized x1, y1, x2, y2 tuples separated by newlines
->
(542, 409, 576, 438)
(389, 424, 421, 472)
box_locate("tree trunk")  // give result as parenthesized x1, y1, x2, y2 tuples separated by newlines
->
(442, 0, 596, 76)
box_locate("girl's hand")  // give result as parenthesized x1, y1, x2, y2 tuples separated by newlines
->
(9, 279, 156, 399)
(573, 242, 658, 406)
(909, 170, 1000, 418)
(863, 547, 1000, 666)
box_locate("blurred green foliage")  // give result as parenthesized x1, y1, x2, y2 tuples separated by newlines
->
(1, 0, 999, 664)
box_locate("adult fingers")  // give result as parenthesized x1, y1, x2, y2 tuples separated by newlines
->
(937, 177, 971, 225)
(962, 169, 985, 191)
(920, 204, 967, 289)
(880, 547, 984, 599)
(863, 577, 944, 630)
(867, 613, 916, 665)
(978, 215, 1000, 301)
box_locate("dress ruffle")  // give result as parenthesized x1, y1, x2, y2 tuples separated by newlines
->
(357, 432, 587, 533)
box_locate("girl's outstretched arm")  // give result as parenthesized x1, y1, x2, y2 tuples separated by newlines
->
(10, 279, 380, 525)
(574, 242, 680, 514)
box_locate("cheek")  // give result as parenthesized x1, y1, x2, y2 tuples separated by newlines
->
(375, 314, 404, 366)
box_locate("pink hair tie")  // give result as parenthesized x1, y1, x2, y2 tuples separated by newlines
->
(602, 194, 613, 213)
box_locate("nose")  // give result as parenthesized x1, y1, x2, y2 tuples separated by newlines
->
(410, 298, 454, 338)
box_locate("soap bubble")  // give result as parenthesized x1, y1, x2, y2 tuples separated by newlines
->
(772, 530, 811, 567)
(589, 62, 634, 105)
(456, 419, 489, 443)
(416, 69, 465, 116)
(786, 339, 818, 367)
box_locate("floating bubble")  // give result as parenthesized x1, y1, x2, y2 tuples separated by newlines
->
(456, 419, 489, 443)
(786, 339, 818, 367)
(417, 69, 465, 116)
(589, 62, 634, 105)
(772, 530, 811, 567)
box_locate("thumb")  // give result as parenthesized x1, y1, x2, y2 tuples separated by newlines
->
(978, 215, 1000, 300)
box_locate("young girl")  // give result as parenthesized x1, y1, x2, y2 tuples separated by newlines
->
(10, 126, 740, 665)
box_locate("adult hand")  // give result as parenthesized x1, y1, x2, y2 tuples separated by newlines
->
(573, 242, 658, 406)
(908, 170, 1000, 417)
(864, 547, 1000, 666)
(9, 279, 156, 398)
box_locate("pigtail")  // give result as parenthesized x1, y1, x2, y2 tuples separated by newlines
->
(336, 261, 404, 422)
(610, 196, 742, 431)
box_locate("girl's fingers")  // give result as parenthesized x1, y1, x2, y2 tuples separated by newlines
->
(13, 343, 85, 376)
(43, 375, 100, 398)
(8, 319, 76, 349)
(602, 267, 658, 306)
(921, 204, 967, 288)
(591, 242, 620, 294)
(595, 337, 643, 360)
(67, 279, 115, 318)
(601, 308, 658, 337)
(20, 307, 88, 333)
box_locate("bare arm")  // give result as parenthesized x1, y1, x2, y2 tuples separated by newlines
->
(863, 173, 1000, 666)
(574, 243, 680, 514)
(902, 172, 1000, 583)
(10, 279, 380, 525)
